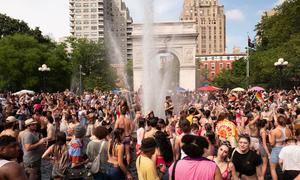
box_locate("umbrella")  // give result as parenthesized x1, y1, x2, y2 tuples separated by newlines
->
(176, 86, 186, 93)
(249, 86, 265, 91)
(231, 87, 245, 92)
(198, 85, 221, 91)
(13, 90, 35, 96)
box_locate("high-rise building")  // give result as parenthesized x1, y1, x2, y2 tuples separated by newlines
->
(180, 0, 226, 55)
(69, 0, 132, 61)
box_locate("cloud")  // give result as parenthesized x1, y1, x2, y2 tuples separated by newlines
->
(225, 9, 245, 21)
(275, 0, 286, 5)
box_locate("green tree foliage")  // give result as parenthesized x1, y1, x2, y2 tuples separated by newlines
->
(214, 0, 300, 89)
(0, 34, 72, 92)
(0, 13, 50, 43)
(68, 38, 117, 91)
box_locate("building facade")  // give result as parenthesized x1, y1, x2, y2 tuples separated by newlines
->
(69, 0, 132, 61)
(197, 53, 247, 81)
(180, 0, 226, 55)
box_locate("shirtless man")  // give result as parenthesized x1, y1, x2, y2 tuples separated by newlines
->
(0, 135, 28, 180)
(114, 105, 132, 165)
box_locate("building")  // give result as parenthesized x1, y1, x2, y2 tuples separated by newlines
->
(69, 0, 132, 61)
(180, 0, 226, 55)
(197, 53, 247, 81)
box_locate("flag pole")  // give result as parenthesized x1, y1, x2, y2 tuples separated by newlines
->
(246, 33, 250, 88)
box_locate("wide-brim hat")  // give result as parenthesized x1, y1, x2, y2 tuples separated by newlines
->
(25, 118, 37, 126)
(140, 138, 157, 152)
(6, 116, 17, 123)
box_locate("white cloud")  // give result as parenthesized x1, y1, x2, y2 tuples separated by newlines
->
(275, 0, 286, 5)
(225, 9, 245, 21)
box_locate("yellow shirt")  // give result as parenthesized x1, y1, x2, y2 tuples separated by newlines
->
(136, 155, 160, 180)
(186, 115, 193, 125)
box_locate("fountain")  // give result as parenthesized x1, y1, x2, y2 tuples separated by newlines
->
(141, 0, 179, 117)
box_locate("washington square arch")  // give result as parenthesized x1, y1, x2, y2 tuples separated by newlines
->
(132, 21, 200, 91)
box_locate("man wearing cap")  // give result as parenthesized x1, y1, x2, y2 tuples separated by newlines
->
(0, 116, 18, 138)
(136, 138, 161, 180)
(20, 118, 47, 180)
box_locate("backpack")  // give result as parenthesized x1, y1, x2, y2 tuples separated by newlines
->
(90, 141, 105, 174)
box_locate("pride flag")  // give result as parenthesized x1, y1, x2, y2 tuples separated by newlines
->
(256, 92, 264, 104)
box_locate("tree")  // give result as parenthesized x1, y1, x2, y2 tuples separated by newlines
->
(214, 0, 300, 89)
(0, 13, 50, 43)
(68, 38, 117, 91)
(0, 34, 72, 92)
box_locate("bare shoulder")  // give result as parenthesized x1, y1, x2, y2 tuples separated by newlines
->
(0, 161, 27, 180)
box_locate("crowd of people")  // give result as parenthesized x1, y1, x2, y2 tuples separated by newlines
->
(0, 88, 300, 180)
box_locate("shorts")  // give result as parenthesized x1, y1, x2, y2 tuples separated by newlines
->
(122, 136, 131, 145)
(259, 143, 270, 157)
(270, 146, 283, 164)
(250, 137, 260, 151)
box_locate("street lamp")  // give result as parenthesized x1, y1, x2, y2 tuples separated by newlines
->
(38, 64, 51, 91)
(274, 58, 288, 89)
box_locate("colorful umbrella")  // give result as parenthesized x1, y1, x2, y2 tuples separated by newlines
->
(231, 87, 245, 92)
(198, 85, 221, 91)
(249, 86, 265, 91)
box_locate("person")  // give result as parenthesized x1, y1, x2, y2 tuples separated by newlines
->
(114, 105, 132, 165)
(174, 118, 191, 160)
(231, 134, 263, 180)
(86, 126, 110, 180)
(279, 129, 300, 179)
(269, 115, 292, 180)
(153, 131, 173, 180)
(208, 141, 237, 180)
(136, 137, 160, 180)
(169, 135, 222, 180)
(136, 118, 145, 156)
(144, 117, 158, 139)
(0, 116, 18, 138)
(164, 96, 174, 120)
(42, 132, 68, 180)
(45, 115, 56, 147)
(107, 128, 132, 180)
(20, 118, 48, 180)
(257, 119, 270, 178)
(67, 125, 88, 180)
(0, 135, 28, 180)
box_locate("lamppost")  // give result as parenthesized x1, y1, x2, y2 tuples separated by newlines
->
(274, 58, 288, 89)
(38, 64, 51, 91)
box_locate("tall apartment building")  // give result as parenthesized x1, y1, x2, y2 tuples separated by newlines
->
(69, 0, 132, 61)
(180, 0, 226, 55)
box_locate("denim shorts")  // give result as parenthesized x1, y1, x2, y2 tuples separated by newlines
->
(270, 146, 283, 164)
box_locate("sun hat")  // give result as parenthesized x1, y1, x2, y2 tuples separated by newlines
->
(6, 116, 17, 123)
(25, 118, 37, 126)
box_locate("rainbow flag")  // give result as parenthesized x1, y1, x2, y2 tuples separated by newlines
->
(256, 92, 264, 104)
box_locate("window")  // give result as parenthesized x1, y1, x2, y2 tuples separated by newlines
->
(91, 32, 98, 36)
(75, 26, 82, 30)
(83, 3, 88, 7)
(226, 63, 231, 69)
(83, 9, 89, 13)
(204, 63, 208, 70)
(90, 3, 97, 7)
(219, 63, 223, 69)
(75, 15, 81, 19)
(83, 15, 89, 18)
(83, 20, 89, 24)
(75, 9, 81, 13)
(91, 20, 97, 24)
(91, 14, 97, 19)
(75, 20, 81, 24)
(83, 26, 89, 30)
(91, 8, 97, 12)
(211, 63, 215, 70)
(211, 72, 215, 78)
(75, 3, 81, 7)
(91, 26, 97, 30)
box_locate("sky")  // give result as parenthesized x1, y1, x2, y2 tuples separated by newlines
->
(0, 0, 284, 53)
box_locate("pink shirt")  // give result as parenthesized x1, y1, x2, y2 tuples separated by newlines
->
(169, 158, 217, 180)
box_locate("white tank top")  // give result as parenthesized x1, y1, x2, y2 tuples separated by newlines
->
(0, 159, 10, 167)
